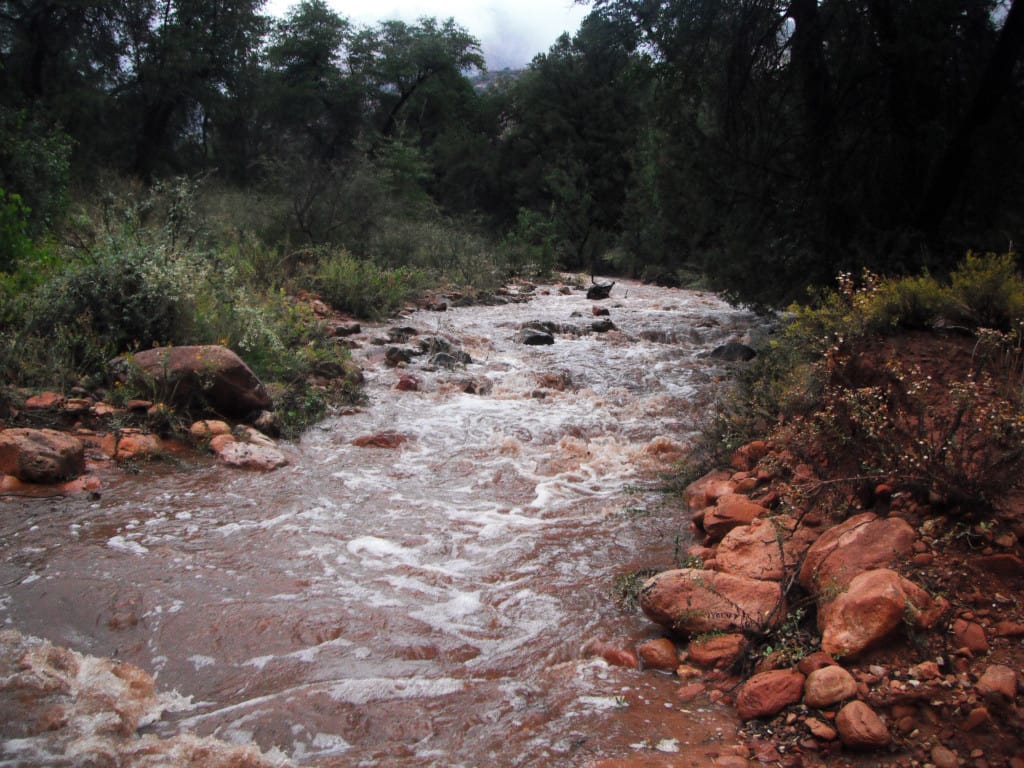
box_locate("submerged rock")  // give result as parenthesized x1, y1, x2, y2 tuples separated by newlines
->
(708, 342, 757, 362)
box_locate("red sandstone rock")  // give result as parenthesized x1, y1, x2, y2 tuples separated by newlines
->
(209, 434, 236, 453)
(214, 441, 288, 471)
(818, 569, 946, 658)
(969, 554, 1024, 580)
(396, 374, 420, 392)
(806, 718, 838, 741)
(976, 664, 1018, 701)
(964, 706, 991, 731)
(24, 392, 64, 409)
(582, 639, 639, 669)
(687, 633, 748, 670)
(835, 700, 890, 749)
(0, 428, 86, 483)
(803, 665, 858, 708)
(953, 619, 990, 655)
(189, 420, 232, 443)
(736, 669, 806, 720)
(715, 515, 819, 581)
(799, 512, 917, 593)
(797, 651, 837, 676)
(640, 568, 785, 635)
(121, 345, 272, 417)
(675, 682, 706, 702)
(702, 495, 769, 542)
(994, 621, 1024, 637)
(114, 432, 163, 462)
(637, 638, 679, 672)
(684, 469, 735, 513)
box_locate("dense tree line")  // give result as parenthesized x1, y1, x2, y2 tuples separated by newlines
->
(1, 0, 1022, 305)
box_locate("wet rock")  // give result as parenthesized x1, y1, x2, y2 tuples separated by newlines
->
(234, 425, 277, 449)
(215, 441, 288, 471)
(120, 346, 271, 417)
(818, 568, 946, 658)
(803, 665, 858, 708)
(385, 346, 416, 367)
(953, 618, 990, 655)
(994, 620, 1024, 637)
(582, 639, 638, 669)
(708, 342, 757, 362)
(396, 374, 420, 392)
(701, 494, 769, 542)
(976, 664, 1018, 702)
(715, 515, 819, 581)
(736, 669, 806, 720)
(637, 638, 679, 672)
(352, 432, 408, 449)
(686, 633, 747, 670)
(591, 320, 616, 333)
(0, 428, 86, 483)
(113, 431, 163, 462)
(676, 682, 706, 702)
(592, 306, 610, 317)
(431, 351, 473, 368)
(684, 469, 735, 514)
(189, 420, 233, 443)
(798, 512, 917, 592)
(516, 328, 555, 346)
(640, 568, 785, 635)
(835, 700, 890, 749)
(387, 326, 419, 343)
(586, 282, 614, 300)
(252, 410, 281, 438)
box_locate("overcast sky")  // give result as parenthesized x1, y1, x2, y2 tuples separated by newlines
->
(264, 0, 591, 69)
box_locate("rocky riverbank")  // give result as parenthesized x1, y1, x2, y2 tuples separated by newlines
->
(590, 331, 1024, 768)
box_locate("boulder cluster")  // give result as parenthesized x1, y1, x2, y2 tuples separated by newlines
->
(1, 345, 290, 494)
(594, 440, 1024, 765)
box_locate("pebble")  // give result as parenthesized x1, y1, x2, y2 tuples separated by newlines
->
(931, 745, 958, 768)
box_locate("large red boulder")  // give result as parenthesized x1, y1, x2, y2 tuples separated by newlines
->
(818, 568, 947, 658)
(640, 568, 785, 635)
(798, 512, 917, 593)
(716, 515, 820, 581)
(736, 669, 806, 720)
(0, 428, 85, 483)
(120, 346, 271, 418)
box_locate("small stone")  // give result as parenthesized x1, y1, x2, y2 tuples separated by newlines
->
(964, 706, 990, 731)
(637, 638, 679, 672)
(804, 665, 858, 708)
(736, 669, 806, 721)
(976, 664, 1018, 701)
(189, 420, 232, 442)
(675, 682, 705, 702)
(835, 700, 890, 749)
(953, 619, 990, 655)
(930, 745, 958, 768)
(806, 718, 838, 741)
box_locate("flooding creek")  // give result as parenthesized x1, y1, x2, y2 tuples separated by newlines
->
(1, 280, 758, 766)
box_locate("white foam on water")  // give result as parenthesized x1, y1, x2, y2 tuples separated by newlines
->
(326, 676, 466, 705)
(106, 535, 149, 555)
(188, 654, 217, 670)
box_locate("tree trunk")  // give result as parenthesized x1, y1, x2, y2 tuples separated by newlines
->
(918, 0, 1024, 237)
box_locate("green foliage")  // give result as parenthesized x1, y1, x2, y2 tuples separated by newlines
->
(308, 249, 429, 319)
(949, 251, 1024, 331)
(612, 568, 658, 610)
(0, 188, 34, 275)
(0, 108, 71, 235)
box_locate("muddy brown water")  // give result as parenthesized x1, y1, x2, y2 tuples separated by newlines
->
(1, 281, 757, 766)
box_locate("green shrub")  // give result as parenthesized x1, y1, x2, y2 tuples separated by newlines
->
(949, 251, 1024, 331)
(862, 273, 954, 332)
(309, 249, 428, 319)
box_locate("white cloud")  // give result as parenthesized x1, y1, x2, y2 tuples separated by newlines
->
(264, 0, 590, 68)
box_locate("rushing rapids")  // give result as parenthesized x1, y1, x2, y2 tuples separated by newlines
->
(1, 280, 760, 767)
